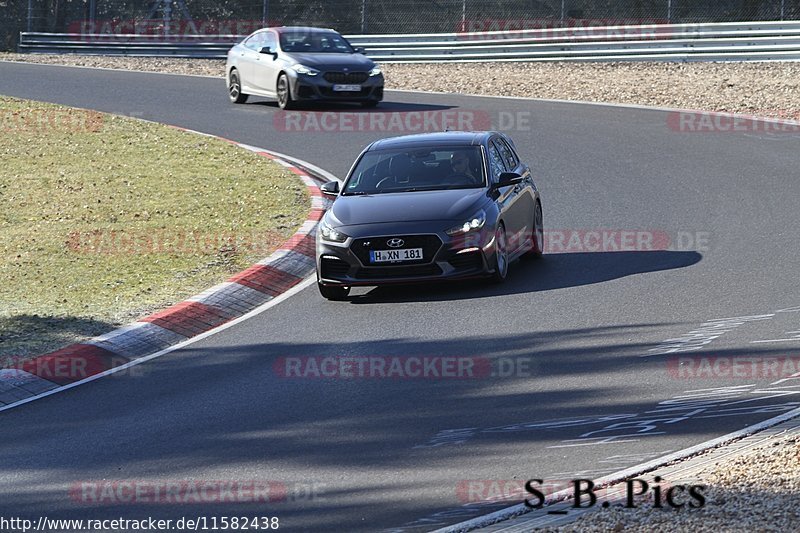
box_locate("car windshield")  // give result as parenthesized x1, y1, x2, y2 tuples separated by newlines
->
(279, 31, 355, 53)
(342, 146, 486, 195)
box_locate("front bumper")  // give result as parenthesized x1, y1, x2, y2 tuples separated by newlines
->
(316, 226, 497, 287)
(289, 71, 384, 103)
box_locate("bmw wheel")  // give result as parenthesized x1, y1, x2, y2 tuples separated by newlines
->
(277, 74, 295, 110)
(228, 69, 248, 104)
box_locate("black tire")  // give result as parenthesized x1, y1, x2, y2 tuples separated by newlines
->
(277, 74, 295, 110)
(490, 223, 509, 283)
(360, 100, 379, 108)
(318, 283, 350, 301)
(228, 69, 248, 104)
(522, 201, 544, 259)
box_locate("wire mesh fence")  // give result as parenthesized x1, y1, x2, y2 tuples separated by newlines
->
(5, 0, 800, 50)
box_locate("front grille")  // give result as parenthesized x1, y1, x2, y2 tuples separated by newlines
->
(323, 71, 369, 84)
(320, 257, 350, 279)
(449, 251, 483, 271)
(355, 264, 442, 279)
(351, 235, 443, 266)
(319, 87, 372, 97)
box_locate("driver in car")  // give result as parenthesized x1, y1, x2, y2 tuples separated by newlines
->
(449, 152, 480, 184)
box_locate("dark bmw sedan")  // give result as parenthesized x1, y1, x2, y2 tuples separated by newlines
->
(226, 26, 384, 109)
(315, 131, 544, 300)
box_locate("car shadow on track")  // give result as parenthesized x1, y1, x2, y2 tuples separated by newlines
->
(245, 99, 458, 113)
(346, 250, 702, 304)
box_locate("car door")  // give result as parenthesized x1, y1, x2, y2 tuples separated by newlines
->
(487, 138, 524, 246)
(252, 30, 281, 95)
(238, 33, 264, 93)
(496, 136, 536, 253)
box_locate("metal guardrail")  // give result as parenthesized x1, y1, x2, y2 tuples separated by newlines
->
(18, 21, 800, 62)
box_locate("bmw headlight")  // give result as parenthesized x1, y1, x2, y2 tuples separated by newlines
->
(292, 64, 320, 76)
(446, 210, 487, 236)
(369, 66, 382, 77)
(319, 220, 349, 243)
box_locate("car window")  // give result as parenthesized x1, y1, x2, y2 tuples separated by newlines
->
(487, 140, 507, 182)
(263, 31, 277, 52)
(279, 31, 354, 53)
(343, 146, 485, 195)
(497, 138, 519, 169)
(244, 32, 267, 51)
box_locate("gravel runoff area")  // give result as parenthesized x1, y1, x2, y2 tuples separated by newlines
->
(2, 52, 799, 530)
(2, 52, 800, 119)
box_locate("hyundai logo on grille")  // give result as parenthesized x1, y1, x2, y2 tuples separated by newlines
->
(386, 238, 405, 248)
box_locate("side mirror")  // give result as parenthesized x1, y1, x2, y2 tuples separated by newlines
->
(494, 172, 524, 188)
(320, 181, 340, 196)
(355, 46, 366, 54)
(260, 46, 278, 59)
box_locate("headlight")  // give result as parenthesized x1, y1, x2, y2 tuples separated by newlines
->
(369, 67, 382, 77)
(446, 210, 487, 236)
(319, 220, 349, 243)
(292, 64, 320, 76)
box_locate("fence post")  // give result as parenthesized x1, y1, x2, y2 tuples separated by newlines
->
(561, 0, 566, 25)
(461, 0, 466, 32)
(781, 0, 785, 20)
(667, 0, 672, 23)
(361, 0, 366, 33)
(163, 1, 171, 36)
(27, 0, 33, 32)
(262, 0, 269, 26)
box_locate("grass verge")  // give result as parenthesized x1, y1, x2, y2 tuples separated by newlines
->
(0, 96, 309, 360)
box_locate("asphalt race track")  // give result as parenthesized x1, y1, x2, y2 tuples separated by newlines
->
(1, 62, 800, 531)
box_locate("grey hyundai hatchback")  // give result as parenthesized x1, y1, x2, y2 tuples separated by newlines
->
(315, 131, 544, 300)
(226, 26, 384, 109)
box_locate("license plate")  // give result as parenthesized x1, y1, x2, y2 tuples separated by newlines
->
(369, 248, 423, 263)
(333, 84, 361, 92)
